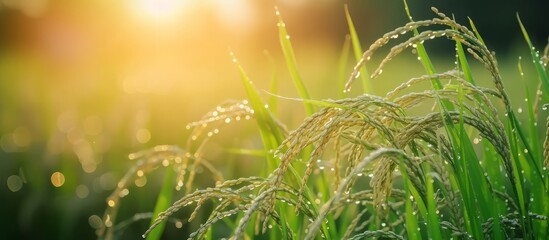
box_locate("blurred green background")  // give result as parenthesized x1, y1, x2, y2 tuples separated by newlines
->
(0, 0, 547, 239)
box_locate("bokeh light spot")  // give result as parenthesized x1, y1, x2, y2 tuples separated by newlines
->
(76, 185, 89, 198)
(99, 172, 116, 191)
(88, 215, 103, 229)
(136, 128, 151, 144)
(7, 175, 23, 192)
(135, 176, 147, 187)
(107, 199, 116, 207)
(175, 220, 183, 228)
(51, 172, 65, 187)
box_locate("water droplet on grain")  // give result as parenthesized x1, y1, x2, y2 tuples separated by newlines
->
(473, 138, 480, 144)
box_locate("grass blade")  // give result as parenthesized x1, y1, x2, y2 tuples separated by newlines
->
(344, 4, 371, 93)
(517, 14, 549, 101)
(265, 50, 280, 114)
(338, 34, 352, 98)
(145, 169, 174, 240)
(275, 7, 315, 116)
(231, 52, 284, 170)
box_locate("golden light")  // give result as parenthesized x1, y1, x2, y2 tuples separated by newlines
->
(132, 0, 187, 23)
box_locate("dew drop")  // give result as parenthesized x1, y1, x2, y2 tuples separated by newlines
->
(517, 108, 523, 113)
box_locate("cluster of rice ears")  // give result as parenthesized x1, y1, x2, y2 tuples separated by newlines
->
(97, 4, 549, 240)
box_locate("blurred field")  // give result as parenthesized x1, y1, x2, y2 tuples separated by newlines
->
(0, 0, 548, 239)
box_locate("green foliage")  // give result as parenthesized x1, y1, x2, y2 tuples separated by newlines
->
(97, 3, 549, 240)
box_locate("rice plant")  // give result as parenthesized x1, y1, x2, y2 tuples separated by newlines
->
(96, 3, 549, 240)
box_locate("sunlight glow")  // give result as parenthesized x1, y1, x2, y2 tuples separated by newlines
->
(133, 0, 187, 23)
